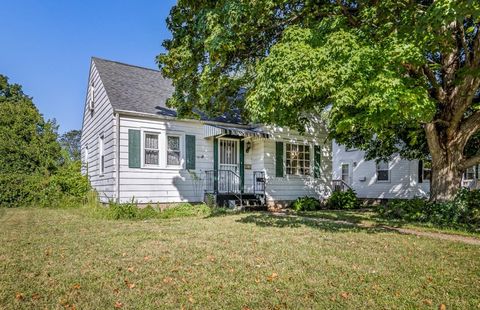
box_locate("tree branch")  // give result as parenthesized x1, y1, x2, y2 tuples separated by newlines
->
(472, 23, 480, 68)
(422, 65, 445, 102)
(458, 109, 480, 146)
(461, 153, 480, 171)
(425, 122, 443, 162)
(456, 21, 471, 66)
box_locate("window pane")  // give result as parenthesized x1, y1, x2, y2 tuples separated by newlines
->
(145, 150, 159, 165)
(145, 134, 158, 149)
(168, 136, 180, 151)
(168, 151, 180, 165)
(377, 170, 389, 181)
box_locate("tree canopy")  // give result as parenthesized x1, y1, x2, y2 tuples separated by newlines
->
(0, 75, 62, 175)
(158, 1, 480, 201)
(60, 129, 82, 161)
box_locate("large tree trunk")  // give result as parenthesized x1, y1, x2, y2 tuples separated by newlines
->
(425, 123, 466, 202)
(429, 156, 463, 202)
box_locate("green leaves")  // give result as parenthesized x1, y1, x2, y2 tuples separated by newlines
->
(158, 1, 479, 161)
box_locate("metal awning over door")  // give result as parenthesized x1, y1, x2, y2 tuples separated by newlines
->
(203, 124, 270, 139)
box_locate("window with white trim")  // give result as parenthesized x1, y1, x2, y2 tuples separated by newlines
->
(144, 133, 159, 165)
(167, 135, 181, 166)
(376, 161, 389, 181)
(464, 166, 476, 180)
(285, 143, 310, 175)
(99, 135, 105, 175)
(89, 81, 95, 111)
(341, 164, 349, 183)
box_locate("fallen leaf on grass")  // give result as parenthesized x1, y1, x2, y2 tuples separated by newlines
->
(340, 292, 350, 299)
(188, 296, 194, 303)
(15, 292, 24, 301)
(114, 301, 123, 308)
(72, 284, 81, 290)
(144, 256, 150, 261)
(439, 304, 446, 310)
(124, 279, 135, 289)
(423, 299, 433, 306)
(267, 272, 278, 282)
(127, 267, 134, 273)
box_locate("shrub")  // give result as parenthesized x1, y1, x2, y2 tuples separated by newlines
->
(0, 161, 90, 208)
(377, 198, 427, 221)
(0, 173, 46, 208)
(378, 189, 480, 229)
(326, 189, 359, 210)
(291, 196, 321, 211)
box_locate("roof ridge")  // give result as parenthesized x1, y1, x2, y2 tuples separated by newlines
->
(91, 56, 160, 73)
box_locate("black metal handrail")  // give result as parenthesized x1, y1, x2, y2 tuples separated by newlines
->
(332, 179, 352, 192)
(205, 169, 241, 194)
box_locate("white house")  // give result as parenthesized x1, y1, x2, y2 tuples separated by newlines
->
(80, 57, 332, 207)
(332, 142, 430, 199)
(333, 142, 480, 199)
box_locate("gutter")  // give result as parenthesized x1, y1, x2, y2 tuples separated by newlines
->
(114, 109, 252, 128)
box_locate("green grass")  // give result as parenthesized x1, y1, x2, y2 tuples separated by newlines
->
(297, 209, 480, 238)
(1, 208, 479, 309)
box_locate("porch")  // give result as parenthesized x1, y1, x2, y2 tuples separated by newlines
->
(203, 123, 270, 208)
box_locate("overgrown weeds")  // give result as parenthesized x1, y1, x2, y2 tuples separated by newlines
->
(81, 193, 211, 220)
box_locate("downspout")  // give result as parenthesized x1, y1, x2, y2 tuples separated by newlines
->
(116, 113, 121, 203)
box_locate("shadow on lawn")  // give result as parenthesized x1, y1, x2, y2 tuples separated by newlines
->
(236, 213, 393, 234)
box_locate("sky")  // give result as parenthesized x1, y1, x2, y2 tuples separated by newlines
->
(0, 0, 177, 133)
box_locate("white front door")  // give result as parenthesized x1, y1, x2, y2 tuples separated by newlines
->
(218, 138, 239, 192)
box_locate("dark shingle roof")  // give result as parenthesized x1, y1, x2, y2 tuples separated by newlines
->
(93, 57, 176, 117)
(92, 57, 243, 124)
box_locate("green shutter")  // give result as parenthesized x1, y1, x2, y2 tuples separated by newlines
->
(185, 135, 196, 170)
(239, 140, 245, 192)
(418, 160, 423, 183)
(314, 145, 321, 178)
(128, 129, 141, 168)
(213, 137, 218, 192)
(275, 141, 284, 177)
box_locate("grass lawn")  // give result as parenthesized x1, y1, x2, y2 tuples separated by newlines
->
(296, 209, 480, 238)
(1, 208, 479, 309)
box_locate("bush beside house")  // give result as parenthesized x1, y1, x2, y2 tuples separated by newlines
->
(378, 188, 480, 229)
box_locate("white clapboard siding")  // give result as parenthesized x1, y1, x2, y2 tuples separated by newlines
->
(80, 60, 116, 202)
(332, 142, 430, 199)
(118, 115, 213, 203)
(260, 125, 332, 202)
